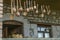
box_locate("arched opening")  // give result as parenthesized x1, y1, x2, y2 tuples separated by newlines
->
(3, 20, 24, 38)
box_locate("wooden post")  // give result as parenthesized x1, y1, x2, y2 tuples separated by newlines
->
(6, 27, 8, 38)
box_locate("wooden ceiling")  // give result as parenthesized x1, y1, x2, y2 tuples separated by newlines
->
(3, 0, 60, 10)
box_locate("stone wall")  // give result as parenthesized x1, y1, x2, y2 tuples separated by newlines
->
(0, 0, 3, 38)
(2, 0, 60, 38)
(3, 12, 60, 38)
(52, 25, 60, 38)
(3, 14, 37, 38)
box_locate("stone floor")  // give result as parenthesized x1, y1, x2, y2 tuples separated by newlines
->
(2, 38, 60, 40)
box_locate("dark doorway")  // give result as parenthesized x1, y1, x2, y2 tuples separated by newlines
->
(3, 20, 24, 38)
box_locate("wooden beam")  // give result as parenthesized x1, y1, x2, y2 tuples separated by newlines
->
(30, 21, 60, 26)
